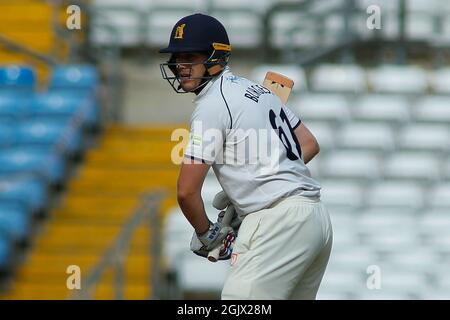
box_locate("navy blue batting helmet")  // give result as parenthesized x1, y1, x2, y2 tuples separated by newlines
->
(159, 13, 232, 94)
(159, 13, 231, 55)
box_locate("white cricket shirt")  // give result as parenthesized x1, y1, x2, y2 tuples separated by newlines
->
(185, 67, 321, 216)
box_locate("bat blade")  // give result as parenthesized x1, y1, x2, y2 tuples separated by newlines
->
(263, 71, 294, 104)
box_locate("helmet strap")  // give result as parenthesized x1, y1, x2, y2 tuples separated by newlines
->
(207, 64, 223, 76)
(192, 75, 212, 95)
(192, 65, 221, 95)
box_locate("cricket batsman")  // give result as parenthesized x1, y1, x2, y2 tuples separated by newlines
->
(159, 13, 333, 299)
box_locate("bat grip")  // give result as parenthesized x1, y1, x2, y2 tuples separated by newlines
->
(207, 205, 235, 263)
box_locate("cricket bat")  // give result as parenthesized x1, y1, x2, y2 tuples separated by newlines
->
(262, 71, 294, 104)
(207, 71, 295, 263)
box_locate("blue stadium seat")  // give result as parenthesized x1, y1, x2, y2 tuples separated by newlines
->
(16, 120, 82, 156)
(0, 65, 36, 95)
(0, 150, 65, 186)
(0, 202, 30, 243)
(0, 123, 15, 147)
(30, 93, 97, 128)
(0, 177, 48, 215)
(48, 64, 98, 93)
(0, 94, 26, 123)
(48, 92, 98, 128)
(48, 65, 100, 127)
(30, 93, 82, 121)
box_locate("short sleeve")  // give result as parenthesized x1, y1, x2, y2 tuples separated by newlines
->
(282, 105, 301, 129)
(184, 100, 231, 164)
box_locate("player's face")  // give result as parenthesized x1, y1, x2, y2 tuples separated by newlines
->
(174, 53, 208, 91)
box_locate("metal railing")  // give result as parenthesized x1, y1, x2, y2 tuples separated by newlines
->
(284, 2, 359, 66)
(260, 0, 358, 65)
(48, 0, 124, 122)
(70, 190, 166, 300)
(273, 0, 416, 66)
(73, 0, 448, 67)
(83, 9, 124, 122)
(0, 34, 58, 66)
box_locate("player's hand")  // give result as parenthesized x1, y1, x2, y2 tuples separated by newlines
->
(190, 231, 235, 260)
(197, 221, 234, 250)
(190, 221, 234, 259)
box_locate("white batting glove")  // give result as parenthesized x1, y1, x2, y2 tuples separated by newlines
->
(190, 229, 235, 260)
(189, 191, 241, 260)
(199, 221, 233, 249)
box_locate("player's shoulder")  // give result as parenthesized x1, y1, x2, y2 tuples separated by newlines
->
(197, 69, 247, 105)
(219, 70, 275, 103)
(220, 70, 255, 89)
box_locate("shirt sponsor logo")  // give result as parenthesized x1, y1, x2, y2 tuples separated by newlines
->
(190, 133, 202, 146)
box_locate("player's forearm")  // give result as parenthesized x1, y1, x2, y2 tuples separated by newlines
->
(177, 191, 210, 234)
(302, 140, 320, 164)
(295, 124, 320, 165)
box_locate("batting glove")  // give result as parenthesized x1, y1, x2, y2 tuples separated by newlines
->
(190, 221, 235, 260)
(190, 231, 235, 260)
(198, 221, 234, 251)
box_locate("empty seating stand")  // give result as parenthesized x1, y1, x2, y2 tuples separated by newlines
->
(87, 0, 450, 57)
(310, 64, 367, 93)
(0, 63, 100, 284)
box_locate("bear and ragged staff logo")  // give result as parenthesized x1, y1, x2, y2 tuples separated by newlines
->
(174, 24, 186, 39)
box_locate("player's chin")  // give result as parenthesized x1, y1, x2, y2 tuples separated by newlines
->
(180, 79, 198, 92)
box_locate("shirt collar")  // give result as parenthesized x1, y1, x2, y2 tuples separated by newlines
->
(193, 66, 231, 103)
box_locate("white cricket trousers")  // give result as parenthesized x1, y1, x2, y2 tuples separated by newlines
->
(221, 194, 333, 300)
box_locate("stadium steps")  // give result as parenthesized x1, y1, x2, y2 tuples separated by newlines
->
(3, 283, 151, 300)
(0, 125, 180, 299)
(0, 0, 70, 84)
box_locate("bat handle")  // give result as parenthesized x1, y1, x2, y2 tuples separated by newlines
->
(207, 205, 235, 263)
(207, 246, 221, 263)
